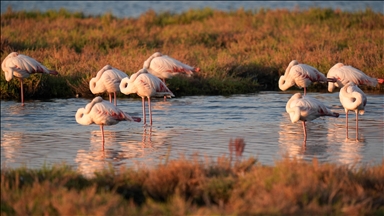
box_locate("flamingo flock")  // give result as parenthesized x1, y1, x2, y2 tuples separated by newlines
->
(2, 52, 383, 147)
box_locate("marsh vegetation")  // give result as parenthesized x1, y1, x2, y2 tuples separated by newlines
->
(1, 7, 383, 101)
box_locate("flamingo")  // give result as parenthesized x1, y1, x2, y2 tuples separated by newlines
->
(119, 68, 175, 126)
(143, 52, 200, 83)
(327, 62, 384, 92)
(285, 93, 339, 144)
(339, 82, 367, 139)
(75, 96, 141, 145)
(279, 60, 337, 95)
(89, 65, 128, 106)
(143, 52, 199, 100)
(1, 52, 59, 106)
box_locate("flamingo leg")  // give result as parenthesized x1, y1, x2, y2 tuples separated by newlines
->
(109, 93, 112, 104)
(346, 111, 349, 139)
(20, 78, 25, 106)
(163, 79, 167, 101)
(302, 121, 307, 142)
(142, 97, 146, 125)
(100, 124, 105, 143)
(355, 111, 359, 140)
(148, 97, 152, 125)
(303, 87, 307, 96)
(114, 92, 117, 106)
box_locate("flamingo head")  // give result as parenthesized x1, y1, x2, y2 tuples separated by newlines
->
(278, 75, 295, 91)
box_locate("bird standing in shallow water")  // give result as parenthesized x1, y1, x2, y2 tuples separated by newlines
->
(339, 82, 367, 140)
(279, 60, 337, 95)
(119, 68, 174, 126)
(89, 65, 128, 106)
(75, 96, 141, 147)
(1, 52, 59, 106)
(285, 93, 339, 144)
(327, 62, 384, 92)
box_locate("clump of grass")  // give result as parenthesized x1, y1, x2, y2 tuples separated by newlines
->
(1, 153, 383, 215)
(1, 7, 383, 100)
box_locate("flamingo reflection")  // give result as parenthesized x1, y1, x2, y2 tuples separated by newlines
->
(326, 120, 364, 165)
(278, 119, 306, 159)
(1, 132, 23, 163)
(75, 130, 122, 178)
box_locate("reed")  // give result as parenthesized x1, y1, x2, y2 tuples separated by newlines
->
(1, 6, 383, 100)
(1, 154, 383, 215)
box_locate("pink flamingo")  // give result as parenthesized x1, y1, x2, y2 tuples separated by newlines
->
(327, 62, 384, 92)
(143, 52, 200, 84)
(339, 82, 367, 140)
(285, 93, 339, 144)
(76, 96, 141, 146)
(279, 60, 336, 95)
(1, 52, 59, 106)
(119, 68, 174, 126)
(143, 52, 199, 101)
(89, 65, 128, 106)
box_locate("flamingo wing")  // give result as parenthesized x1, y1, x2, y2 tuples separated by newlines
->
(149, 55, 196, 77)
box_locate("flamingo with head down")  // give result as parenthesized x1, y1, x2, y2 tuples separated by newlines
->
(120, 68, 174, 126)
(339, 82, 367, 139)
(327, 62, 384, 92)
(279, 60, 337, 95)
(285, 93, 339, 144)
(89, 65, 128, 106)
(1, 52, 59, 106)
(143, 52, 200, 84)
(75, 96, 141, 145)
(143, 52, 199, 100)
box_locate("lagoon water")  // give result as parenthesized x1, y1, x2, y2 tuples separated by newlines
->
(1, 1, 383, 18)
(1, 1, 383, 176)
(1, 91, 383, 177)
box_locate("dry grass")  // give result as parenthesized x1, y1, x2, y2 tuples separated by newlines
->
(1, 7, 383, 100)
(2, 153, 383, 215)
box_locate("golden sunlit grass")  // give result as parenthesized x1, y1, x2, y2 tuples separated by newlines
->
(1, 153, 383, 215)
(1, 7, 383, 100)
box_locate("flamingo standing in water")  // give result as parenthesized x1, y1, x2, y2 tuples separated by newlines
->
(285, 93, 339, 144)
(75, 96, 141, 146)
(119, 68, 175, 126)
(143, 52, 199, 100)
(1, 52, 59, 106)
(327, 63, 384, 92)
(279, 60, 337, 95)
(339, 82, 367, 139)
(89, 65, 128, 106)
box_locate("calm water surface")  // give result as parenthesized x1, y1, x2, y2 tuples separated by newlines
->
(2, 1, 383, 18)
(1, 92, 383, 177)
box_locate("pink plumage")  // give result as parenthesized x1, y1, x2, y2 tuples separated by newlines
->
(279, 60, 332, 95)
(120, 68, 174, 125)
(143, 52, 200, 83)
(89, 65, 128, 106)
(1, 52, 59, 106)
(286, 93, 339, 143)
(75, 96, 141, 145)
(327, 63, 380, 92)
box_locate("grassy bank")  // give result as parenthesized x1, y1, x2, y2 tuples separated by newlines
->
(1, 155, 384, 215)
(1, 7, 384, 100)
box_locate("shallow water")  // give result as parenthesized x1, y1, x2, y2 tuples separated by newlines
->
(2, 1, 383, 18)
(1, 91, 383, 177)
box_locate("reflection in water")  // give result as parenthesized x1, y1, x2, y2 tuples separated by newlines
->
(326, 114, 365, 165)
(1, 132, 23, 163)
(75, 130, 116, 177)
(278, 115, 305, 160)
(1, 93, 383, 172)
(75, 127, 170, 177)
